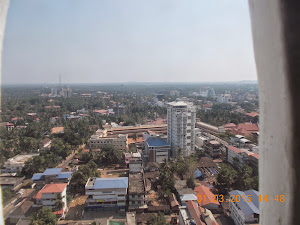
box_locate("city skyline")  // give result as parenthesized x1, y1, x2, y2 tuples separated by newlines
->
(2, 0, 257, 84)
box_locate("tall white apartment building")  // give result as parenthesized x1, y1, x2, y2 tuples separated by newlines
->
(167, 101, 196, 157)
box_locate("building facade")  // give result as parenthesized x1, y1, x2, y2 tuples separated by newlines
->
(128, 173, 147, 212)
(145, 137, 170, 163)
(167, 101, 196, 157)
(2, 154, 39, 173)
(34, 183, 68, 218)
(203, 140, 221, 158)
(89, 134, 128, 151)
(85, 177, 128, 211)
(229, 190, 260, 225)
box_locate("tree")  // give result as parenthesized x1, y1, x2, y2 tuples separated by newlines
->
(31, 207, 57, 225)
(186, 177, 196, 190)
(69, 161, 100, 195)
(147, 212, 167, 225)
(234, 165, 255, 191)
(215, 163, 237, 195)
(54, 194, 64, 211)
(159, 159, 175, 192)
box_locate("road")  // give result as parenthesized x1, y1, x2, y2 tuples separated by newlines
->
(57, 144, 85, 169)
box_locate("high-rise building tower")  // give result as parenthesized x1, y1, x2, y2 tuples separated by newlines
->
(167, 101, 196, 157)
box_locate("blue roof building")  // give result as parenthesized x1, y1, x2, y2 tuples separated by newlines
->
(31, 168, 73, 188)
(229, 189, 260, 225)
(145, 137, 170, 163)
(85, 177, 128, 210)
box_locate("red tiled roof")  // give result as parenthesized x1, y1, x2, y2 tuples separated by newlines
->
(237, 123, 259, 132)
(34, 183, 67, 199)
(194, 185, 219, 207)
(227, 145, 242, 154)
(186, 201, 205, 225)
(251, 153, 259, 159)
(245, 112, 259, 117)
(10, 117, 23, 121)
(224, 123, 236, 128)
(93, 109, 108, 114)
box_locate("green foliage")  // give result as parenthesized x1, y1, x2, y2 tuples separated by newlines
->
(159, 160, 175, 193)
(197, 103, 249, 126)
(31, 207, 57, 225)
(215, 163, 237, 195)
(2, 188, 15, 205)
(54, 194, 64, 211)
(186, 177, 196, 189)
(147, 212, 167, 225)
(216, 163, 258, 195)
(69, 161, 100, 195)
(50, 138, 71, 159)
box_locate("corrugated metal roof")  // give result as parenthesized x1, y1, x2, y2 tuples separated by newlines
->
(43, 168, 62, 176)
(93, 177, 128, 189)
(57, 172, 72, 179)
(146, 137, 170, 147)
(31, 173, 43, 180)
(229, 190, 260, 216)
(181, 194, 197, 201)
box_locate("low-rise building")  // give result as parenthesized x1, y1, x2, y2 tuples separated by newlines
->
(89, 134, 128, 151)
(175, 180, 197, 206)
(248, 153, 259, 175)
(128, 173, 147, 212)
(229, 189, 260, 225)
(34, 183, 68, 218)
(144, 137, 170, 163)
(194, 185, 220, 211)
(2, 154, 38, 173)
(0, 174, 25, 190)
(31, 168, 72, 189)
(226, 145, 249, 168)
(203, 140, 221, 158)
(39, 138, 52, 151)
(85, 177, 128, 211)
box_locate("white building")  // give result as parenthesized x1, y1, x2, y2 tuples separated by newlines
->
(89, 133, 128, 151)
(167, 101, 196, 157)
(217, 94, 232, 103)
(85, 177, 128, 211)
(226, 145, 249, 168)
(34, 183, 68, 218)
(229, 190, 260, 225)
(2, 154, 39, 173)
(170, 90, 180, 97)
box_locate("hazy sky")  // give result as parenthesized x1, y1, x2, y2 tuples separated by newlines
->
(2, 0, 257, 84)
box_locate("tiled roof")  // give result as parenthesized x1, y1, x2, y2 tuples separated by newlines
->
(237, 123, 259, 132)
(245, 112, 259, 117)
(194, 185, 219, 207)
(186, 200, 205, 225)
(227, 145, 242, 154)
(229, 189, 260, 216)
(251, 153, 259, 159)
(224, 123, 237, 128)
(11, 200, 34, 216)
(93, 177, 128, 189)
(146, 137, 169, 147)
(35, 183, 67, 199)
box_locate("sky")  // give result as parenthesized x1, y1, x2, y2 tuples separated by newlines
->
(2, 0, 257, 84)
